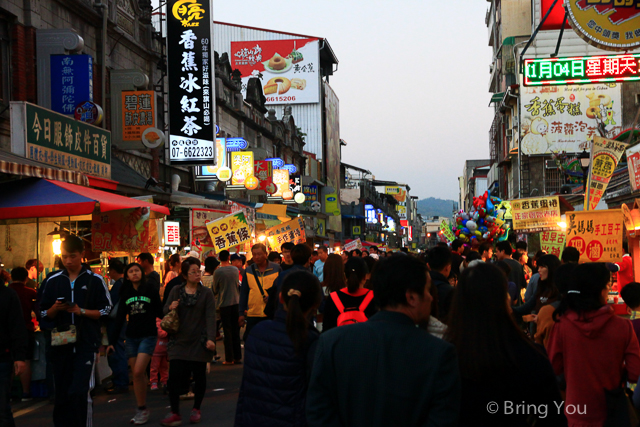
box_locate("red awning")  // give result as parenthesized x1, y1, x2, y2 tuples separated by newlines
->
(87, 175, 119, 191)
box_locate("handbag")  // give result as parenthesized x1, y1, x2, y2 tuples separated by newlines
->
(604, 372, 639, 427)
(161, 309, 180, 334)
(252, 265, 277, 319)
(51, 324, 77, 346)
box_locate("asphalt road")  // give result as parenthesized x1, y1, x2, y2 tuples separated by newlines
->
(13, 347, 244, 427)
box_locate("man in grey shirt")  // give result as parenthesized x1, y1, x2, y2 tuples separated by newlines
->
(213, 250, 242, 364)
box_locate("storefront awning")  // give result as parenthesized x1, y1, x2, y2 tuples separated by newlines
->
(257, 204, 289, 223)
(0, 177, 170, 220)
(0, 150, 88, 186)
(490, 92, 505, 104)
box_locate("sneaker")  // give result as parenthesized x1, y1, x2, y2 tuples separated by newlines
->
(160, 412, 182, 426)
(150, 383, 158, 391)
(21, 393, 33, 402)
(189, 409, 201, 424)
(131, 409, 150, 425)
(179, 391, 194, 400)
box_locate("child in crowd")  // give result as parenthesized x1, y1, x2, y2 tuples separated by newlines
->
(150, 317, 169, 391)
(621, 282, 640, 344)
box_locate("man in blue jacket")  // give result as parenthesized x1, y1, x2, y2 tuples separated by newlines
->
(39, 235, 112, 427)
(307, 254, 460, 427)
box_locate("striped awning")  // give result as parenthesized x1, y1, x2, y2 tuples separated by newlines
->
(0, 150, 88, 186)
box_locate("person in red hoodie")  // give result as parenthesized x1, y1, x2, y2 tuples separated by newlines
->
(609, 241, 634, 292)
(547, 263, 640, 427)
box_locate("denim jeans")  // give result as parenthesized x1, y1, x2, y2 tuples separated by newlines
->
(106, 323, 128, 388)
(0, 361, 15, 427)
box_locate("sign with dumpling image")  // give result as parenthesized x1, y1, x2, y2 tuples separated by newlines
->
(519, 83, 622, 155)
(231, 38, 320, 105)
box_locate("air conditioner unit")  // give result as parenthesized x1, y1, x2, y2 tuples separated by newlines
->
(545, 160, 558, 169)
(506, 129, 513, 137)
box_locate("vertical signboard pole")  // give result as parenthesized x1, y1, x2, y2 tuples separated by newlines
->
(166, 0, 216, 165)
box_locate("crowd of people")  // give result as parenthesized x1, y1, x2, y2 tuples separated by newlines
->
(1, 234, 640, 427)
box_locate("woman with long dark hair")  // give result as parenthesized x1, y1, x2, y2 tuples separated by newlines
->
(163, 254, 181, 298)
(235, 270, 321, 427)
(322, 254, 346, 294)
(322, 257, 377, 332)
(107, 262, 163, 425)
(161, 258, 216, 426)
(548, 263, 640, 427)
(513, 254, 561, 317)
(445, 263, 566, 426)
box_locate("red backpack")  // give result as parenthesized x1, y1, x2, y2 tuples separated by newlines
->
(330, 289, 374, 326)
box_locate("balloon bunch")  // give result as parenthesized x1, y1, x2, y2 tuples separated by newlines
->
(453, 191, 510, 244)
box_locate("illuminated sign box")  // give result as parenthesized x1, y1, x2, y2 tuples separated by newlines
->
(524, 53, 640, 86)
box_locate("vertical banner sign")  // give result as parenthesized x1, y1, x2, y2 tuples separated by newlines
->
(254, 160, 273, 192)
(231, 151, 254, 186)
(272, 169, 290, 198)
(566, 210, 624, 263)
(122, 91, 155, 140)
(166, 0, 215, 165)
(50, 54, 93, 116)
(584, 136, 627, 211)
(540, 231, 566, 258)
(164, 221, 181, 246)
(627, 144, 640, 192)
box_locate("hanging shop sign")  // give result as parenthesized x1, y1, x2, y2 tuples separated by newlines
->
(190, 208, 231, 250)
(271, 169, 290, 198)
(520, 84, 621, 155)
(205, 211, 252, 252)
(265, 217, 306, 252)
(231, 151, 254, 186)
(365, 204, 377, 224)
(352, 226, 362, 235)
(566, 209, 624, 263)
(511, 196, 562, 233)
(325, 192, 341, 217)
(396, 204, 407, 221)
(225, 138, 248, 151)
(74, 101, 103, 125)
(289, 174, 303, 202)
(302, 185, 318, 209)
(231, 38, 320, 105)
(564, 0, 640, 52)
(217, 167, 232, 182)
(627, 143, 640, 192)
(254, 160, 274, 193)
(266, 157, 284, 169)
(11, 102, 111, 178)
(540, 231, 566, 258)
(524, 53, 640, 86)
(584, 136, 628, 211)
(91, 208, 157, 252)
(197, 138, 227, 180)
(164, 221, 181, 246)
(440, 218, 456, 242)
(282, 164, 297, 174)
(141, 127, 165, 149)
(167, 0, 215, 165)
(122, 90, 155, 141)
(50, 54, 93, 116)
(385, 186, 407, 203)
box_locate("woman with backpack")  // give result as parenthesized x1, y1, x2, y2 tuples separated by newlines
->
(322, 257, 377, 332)
(235, 270, 321, 427)
(547, 263, 640, 427)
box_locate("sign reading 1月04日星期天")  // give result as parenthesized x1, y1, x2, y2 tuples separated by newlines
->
(166, 0, 216, 165)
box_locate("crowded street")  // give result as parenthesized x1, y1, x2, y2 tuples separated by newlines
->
(4, 0, 640, 427)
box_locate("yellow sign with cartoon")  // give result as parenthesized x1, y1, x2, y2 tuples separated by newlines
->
(520, 84, 621, 155)
(171, 0, 205, 27)
(205, 212, 252, 252)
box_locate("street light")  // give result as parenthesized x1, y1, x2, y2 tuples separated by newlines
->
(578, 149, 591, 192)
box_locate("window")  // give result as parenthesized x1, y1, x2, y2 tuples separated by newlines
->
(0, 17, 9, 110)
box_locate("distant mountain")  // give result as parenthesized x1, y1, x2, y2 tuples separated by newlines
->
(417, 197, 456, 219)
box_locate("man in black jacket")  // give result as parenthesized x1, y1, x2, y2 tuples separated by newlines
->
(0, 283, 27, 427)
(427, 246, 454, 322)
(307, 254, 460, 427)
(39, 235, 112, 427)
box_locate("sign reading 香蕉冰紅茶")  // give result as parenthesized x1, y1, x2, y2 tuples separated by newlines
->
(11, 102, 111, 179)
(524, 53, 640, 86)
(565, 0, 640, 52)
(166, 0, 215, 165)
(566, 210, 623, 263)
(511, 196, 562, 234)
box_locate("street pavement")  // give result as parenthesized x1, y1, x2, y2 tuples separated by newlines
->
(12, 343, 244, 427)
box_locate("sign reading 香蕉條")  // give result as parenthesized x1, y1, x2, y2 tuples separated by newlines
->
(565, 0, 640, 51)
(11, 102, 111, 178)
(167, 0, 216, 165)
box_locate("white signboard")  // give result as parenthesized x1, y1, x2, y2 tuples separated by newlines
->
(164, 221, 180, 246)
(520, 83, 622, 155)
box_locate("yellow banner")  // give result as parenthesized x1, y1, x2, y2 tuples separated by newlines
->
(511, 196, 562, 233)
(540, 231, 565, 259)
(566, 210, 623, 263)
(440, 219, 456, 242)
(265, 217, 306, 252)
(584, 136, 627, 211)
(206, 212, 252, 252)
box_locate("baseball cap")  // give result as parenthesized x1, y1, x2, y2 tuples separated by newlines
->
(230, 254, 242, 262)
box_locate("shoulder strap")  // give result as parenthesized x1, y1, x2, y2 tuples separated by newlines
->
(358, 290, 374, 312)
(330, 291, 345, 313)
(252, 265, 265, 296)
